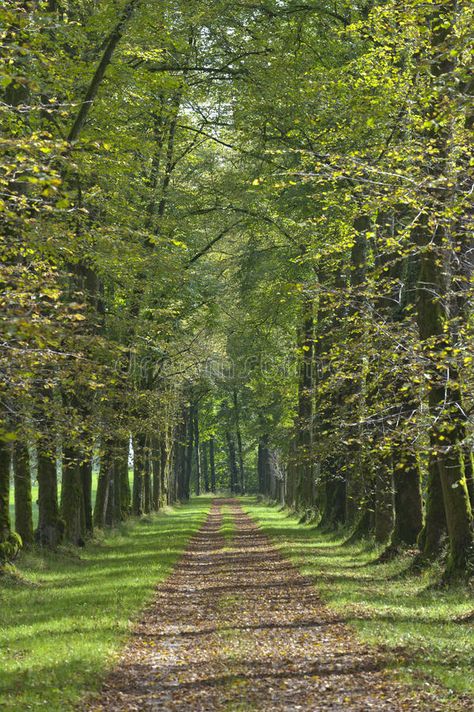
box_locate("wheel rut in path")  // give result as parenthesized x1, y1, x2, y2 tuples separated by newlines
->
(88, 499, 462, 711)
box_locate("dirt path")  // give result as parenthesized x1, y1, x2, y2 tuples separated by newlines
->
(88, 499, 461, 711)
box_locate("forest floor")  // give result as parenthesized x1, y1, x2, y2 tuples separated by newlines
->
(87, 499, 472, 711)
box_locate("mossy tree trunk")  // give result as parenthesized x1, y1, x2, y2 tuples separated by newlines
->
(413, 0, 474, 578)
(391, 446, 424, 547)
(61, 447, 85, 545)
(417, 441, 447, 559)
(13, 441, 33, 546)
(0, 442, 15, 560)
(37, 448, 63, 547)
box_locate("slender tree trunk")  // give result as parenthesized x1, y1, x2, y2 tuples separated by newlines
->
(226, 432, 238, 494)
(81, 458, 93, 534)
(132, 434, 146, 516)
(67, 0, 141, 144)
(296, 292, 314, 511)
(0, 442, 15, 560)
(194, 410, 201, 496)
(233, 390, 245, 493)
(374, 453, 394, 543)
(143, 438, 152, 514)
(184, 407, 193, 500)
(202, 441, 209, 493)
(13, 441, 33, 546)
(94, 444, 112, 528)
(152, 436, 162, 511)
(175, 418, 187, 501)
(160, 437, 169, 506)
(210, 435, 216, 493)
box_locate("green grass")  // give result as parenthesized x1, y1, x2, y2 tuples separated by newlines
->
(243, 498, 474, 699)
(0, 496, 211, 711)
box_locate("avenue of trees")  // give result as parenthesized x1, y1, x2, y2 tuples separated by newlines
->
(1, 0, 473, 579)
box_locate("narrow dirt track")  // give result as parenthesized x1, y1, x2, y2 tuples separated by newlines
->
(88, 499, 462, 711)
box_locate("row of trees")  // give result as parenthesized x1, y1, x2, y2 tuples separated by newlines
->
(1, 0, 473, 579)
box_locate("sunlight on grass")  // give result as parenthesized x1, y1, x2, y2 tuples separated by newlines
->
(0, 497, 211, 711)
(244, 498, 474, 698)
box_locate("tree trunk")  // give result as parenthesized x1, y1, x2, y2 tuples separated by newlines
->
(209, 436, 216, 493)
(418, 443, 447, 559)
(184, 407, 193, 500)
(226, 432, 239, 494)
(0, 442, 17, 561)
(202, 441, 209, 493)
(160, 437, 169, 506)
(81, 458, 94, 534)
(132, 434, 146, 516)
(374, 454, 394, 543)
(391, 449, 424, 547)
(37, 450, 63, 547)
(152, 437, 162, 511)
(143, 438, 152, 514)
(13, 441, 33, 546)
(61, 447, 85, 545)
(296, 292, 314, 510)
(94, 444, 112, 528)
(413, 0, 473, 577)
(193, 410, 201, 496)
(233, 390, 245, 493)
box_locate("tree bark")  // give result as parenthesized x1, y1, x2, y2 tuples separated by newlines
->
(61, 447, 85, 545)
(296, 292, 314, 511)
(13, 441, 33, 546)
(37, 450, 63, 547)
(81, 458, 94, 534)
(210, 435, 216, 493)
(132, 434, 146, 516)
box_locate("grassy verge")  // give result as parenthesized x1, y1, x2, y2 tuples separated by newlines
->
(243, 498, 474, 699)
(0, 496, 211, 711)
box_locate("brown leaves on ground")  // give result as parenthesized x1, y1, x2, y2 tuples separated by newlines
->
(86, 500, 470, 711)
